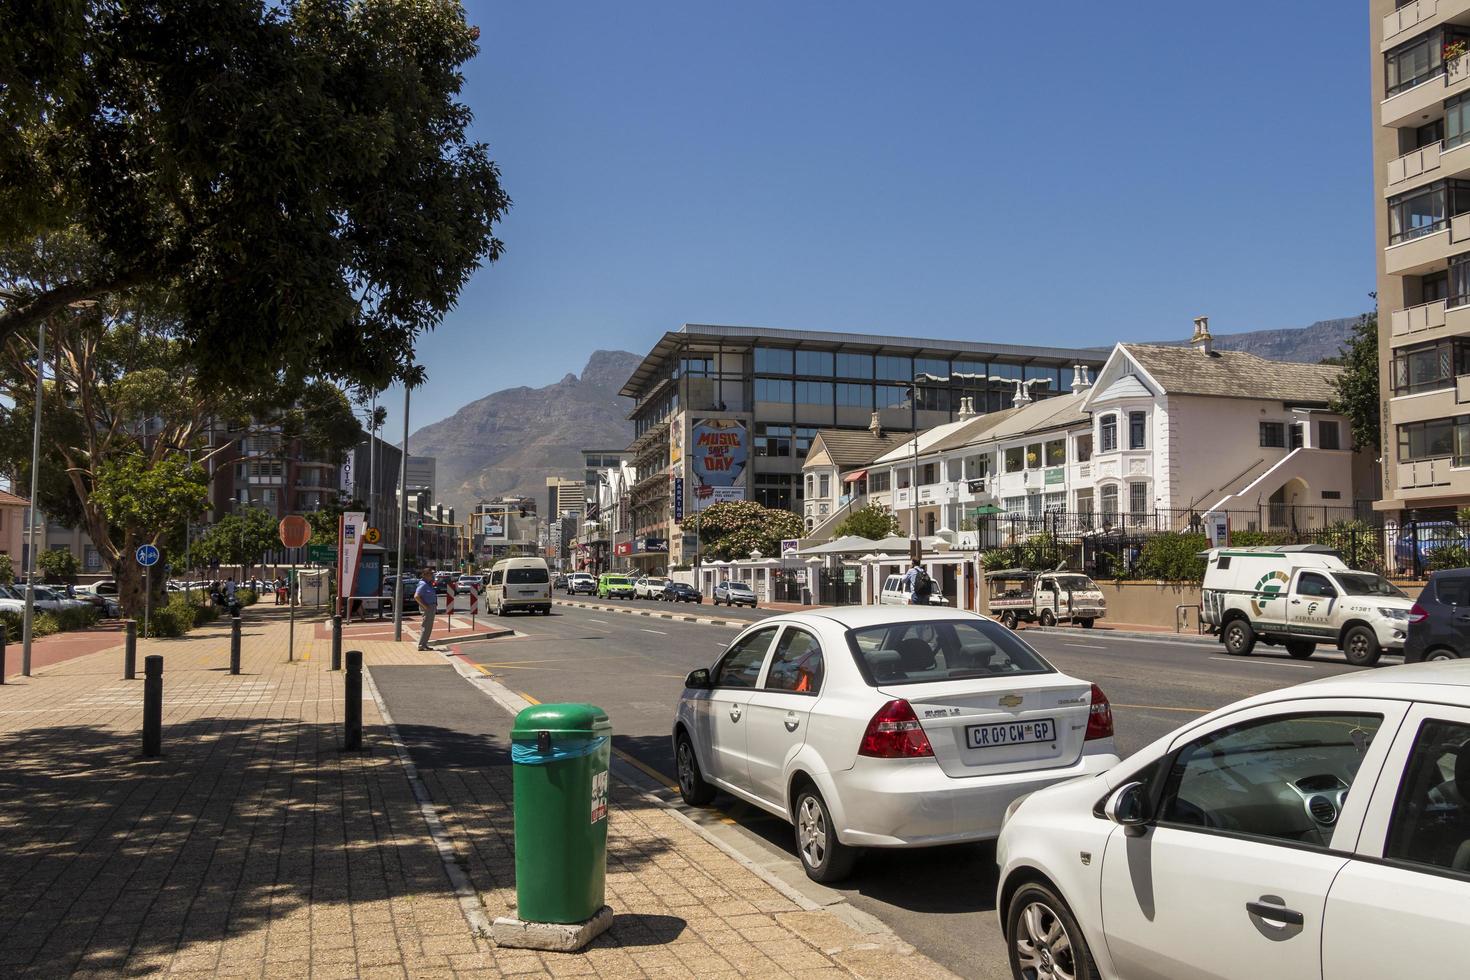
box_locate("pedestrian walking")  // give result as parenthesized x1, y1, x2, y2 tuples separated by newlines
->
(415, 568, 438, 650)
(903, 561, 932, 605)
(274, 577, 287, 605)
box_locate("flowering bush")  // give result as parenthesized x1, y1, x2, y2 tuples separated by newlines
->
(1447, 40, 1467, 61)
(695, 501, 805, 561)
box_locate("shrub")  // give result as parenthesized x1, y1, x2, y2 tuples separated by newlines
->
(1426, 543, 1470, 572)
(149, 594, 217, 637)
(236, 588, 258, 606)
(1228, 530, 1294, 547)
(981, 548, 1017, 570)
(1135, 533, 1209, 582)
(0, 605, 97, 640)
(0, 554, 12, 585)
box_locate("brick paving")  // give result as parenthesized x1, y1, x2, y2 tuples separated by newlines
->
(0, 606, 952, 978)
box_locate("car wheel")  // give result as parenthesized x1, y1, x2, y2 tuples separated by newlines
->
(1285, 641, 1315, 660)
(1222, 619, 1255, 656)
(1006, 882, 1098, 980)
(675, 734, 716, 806)
(1039, 609, 1057, 628)
(1078, 618, 1095, 630)
(1428, 648, 1459, 662)
(793, 786, 857, 883)
(1343, 625, 1382, 667)
(1000, 611, 1019, 631)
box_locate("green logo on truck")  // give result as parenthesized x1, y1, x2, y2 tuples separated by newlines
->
(1250, 570, 1290, 616)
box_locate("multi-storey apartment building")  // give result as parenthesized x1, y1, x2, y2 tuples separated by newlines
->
(619, 323, 1106, 570)
(1373, 0, 1470, 517)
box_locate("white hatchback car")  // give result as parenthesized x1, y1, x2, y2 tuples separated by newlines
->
(996, 662, 1470, 980)
(672, 607, 1119, 882)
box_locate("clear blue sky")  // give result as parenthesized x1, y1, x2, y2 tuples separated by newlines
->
(398, 0, 1375, 430)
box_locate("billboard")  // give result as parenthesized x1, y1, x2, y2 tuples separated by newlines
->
(480, 508, 508, 542)
(338, 511, 366, 613)
(670, 420, 683, 465)
(690, 418, 748, 511)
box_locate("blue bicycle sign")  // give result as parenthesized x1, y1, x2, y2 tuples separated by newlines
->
(135, 543, 160, 567)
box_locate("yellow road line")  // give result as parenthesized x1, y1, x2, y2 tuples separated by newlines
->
(520, 691, 541, 705)
(611, 746, 679, 792)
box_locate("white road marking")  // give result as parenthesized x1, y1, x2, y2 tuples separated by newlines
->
(1064, 643, 1107, 650)
(587, 618, 609, 624)
(640, 628, 667, 635)
(1209, 656, 1316, 670)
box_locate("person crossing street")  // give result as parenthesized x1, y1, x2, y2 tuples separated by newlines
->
(414, 567, 438, 650)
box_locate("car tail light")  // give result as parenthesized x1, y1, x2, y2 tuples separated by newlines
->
(1086, 684, 1114, 741)
(859, 699, 934, 759)
(1408, 603, 1429, 625)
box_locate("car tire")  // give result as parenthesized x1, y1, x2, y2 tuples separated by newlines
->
(1222, 618, 1255, 656)
(1427, 648, 1459, 662)
(1005, 882, 1099, 980)
(1285, 641, 1315, 660)
(1343, 625, 1382, 667)
(675, 734, 716, 806)
(1000, 611, 1019, 631)
(1039, 609, 1057, 627)
(793, 786, 858, 883)
(1078, 617, 1095, 629)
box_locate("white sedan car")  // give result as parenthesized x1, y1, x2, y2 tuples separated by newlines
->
(634, 576, 669, 600)
(672, 607, 1119, 882)
(996, 662, 1470, 980)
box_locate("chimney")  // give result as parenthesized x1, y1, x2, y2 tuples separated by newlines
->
(956, 395, 977, 419)
(1070, 364, 1092, 395)
(1012, 379, 1032, 408)
(869, 411, 883, 437)
(1191, 315, 1214, 356)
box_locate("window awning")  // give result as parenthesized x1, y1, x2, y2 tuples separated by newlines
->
(843, 469, 868, 483)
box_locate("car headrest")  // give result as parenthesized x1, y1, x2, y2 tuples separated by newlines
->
(867, 650, 907, 682)
(895, 637, 936, 672)
(1455, 743, 1470, 798)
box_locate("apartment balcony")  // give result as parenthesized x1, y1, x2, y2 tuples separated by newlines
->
(246, 475, 284, 486)
(1384, 0, 1438, 48)
(1387, 141, 1443, 194)
(1381, 55, 1470, 128)
(1399, 456, 1455, 490)
(1385, 212, 1470, 275)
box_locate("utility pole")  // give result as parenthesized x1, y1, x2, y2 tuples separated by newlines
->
(392, 385, 410, 642)
(21, 316, 44, 677)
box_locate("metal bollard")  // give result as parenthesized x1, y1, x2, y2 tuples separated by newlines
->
(142, 655, 163, 757)
(331, 615, 342, 671)
(230, 616, 241, 675)
(343, 650, 363, 751)
(124, 620, 137, 680)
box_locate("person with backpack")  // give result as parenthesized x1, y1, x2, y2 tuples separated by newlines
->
(904, 561, 933, 605)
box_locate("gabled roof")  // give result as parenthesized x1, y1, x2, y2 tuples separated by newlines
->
(1089, 374, 1153, 403)
(983, 392, 1090, 442)
(807, 429, 899, 469)
(1119, 344, 1340, 403)
(927, 406, 1021, 453)
(0, 490, 29, 507)
(872, 416, 977, 464)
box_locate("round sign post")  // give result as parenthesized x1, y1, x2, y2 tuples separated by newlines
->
(278, 518, 312, 662)
(136, 544, 160, 639)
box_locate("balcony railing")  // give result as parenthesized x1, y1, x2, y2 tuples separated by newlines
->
(1388, 141, 1442, 187)
(1392, 298, 1449, 338)
(1399, 456, 1455, 489)
(1385, 0, 1437, 43)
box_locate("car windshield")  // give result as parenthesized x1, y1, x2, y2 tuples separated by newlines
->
(726, 583, 752, 592)
(605, 577, 630, 586)
(1336, 572, 1405, 598)
(1052, 575, 1097, 591)
(507, 568, 548, 584)
(847, 619, 1055, 686)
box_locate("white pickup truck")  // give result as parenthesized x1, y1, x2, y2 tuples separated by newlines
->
(984, 569, 1106, 630)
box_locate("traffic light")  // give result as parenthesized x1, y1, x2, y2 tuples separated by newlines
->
(416, 518, 424, 529)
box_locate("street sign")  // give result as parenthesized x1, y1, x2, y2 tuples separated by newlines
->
(364, 527, 381, 544)
(279, 515, 311, 549)
(307, 544, 335, 563)
(673, 478, 684, 522)
(135, 543, 160, 567)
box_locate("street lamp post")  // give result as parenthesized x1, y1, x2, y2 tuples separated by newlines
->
(392, 385, 410, 642)
(20, 315, 44, 677)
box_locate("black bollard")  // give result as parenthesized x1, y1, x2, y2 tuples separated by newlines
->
(124, 620, 137, 680)
(229, 616, 241, 675)
(142, 655, 162, 757)
(331, 615, 342, 671)
(343, 650, 362, 751)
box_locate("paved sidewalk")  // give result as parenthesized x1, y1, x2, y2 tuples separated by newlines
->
(1, 620, 129, 680)
(0, 606, 952, 978)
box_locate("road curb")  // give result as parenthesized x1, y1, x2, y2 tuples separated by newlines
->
(554, 598, 746, 629)
(1028, 624, 1216, 644)
(429, 628, 514, 647)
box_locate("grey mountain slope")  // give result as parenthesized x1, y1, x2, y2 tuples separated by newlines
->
(407, 350, 639, 516)
(1149, 315, 1364, 363)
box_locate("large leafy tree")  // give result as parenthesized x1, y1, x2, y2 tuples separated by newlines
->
(1327, 309, 1380, 454)
(0, 0, 509, 390)
(192, 507, 280, 583)
(695, 501, 805, 562)
(832, 503, 899, 541)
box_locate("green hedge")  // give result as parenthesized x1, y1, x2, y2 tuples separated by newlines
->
(0, 605, 98, 642)
(1134, 533, 1209, 582)
(149, 593, 220, 638)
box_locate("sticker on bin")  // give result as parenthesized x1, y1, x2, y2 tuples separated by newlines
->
(590, 770, 608, 824)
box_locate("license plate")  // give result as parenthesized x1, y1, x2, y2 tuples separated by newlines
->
(966, 717, 1056, 749)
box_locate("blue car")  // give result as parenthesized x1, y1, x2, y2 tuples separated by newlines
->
(1394, 521, 1467, 570)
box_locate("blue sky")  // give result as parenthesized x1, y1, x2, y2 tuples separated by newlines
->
(399, 1, 1376, 429)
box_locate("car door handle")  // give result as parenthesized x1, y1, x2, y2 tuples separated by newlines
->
(784, 711, 800, 732)
(1246, 899, 1304, 927)
(729, 705, 742, 722)
(1290, 599, 1301, 605)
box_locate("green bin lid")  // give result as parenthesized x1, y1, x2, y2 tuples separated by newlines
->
(511, 703, 611, 740)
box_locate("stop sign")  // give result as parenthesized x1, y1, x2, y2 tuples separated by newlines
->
(278, 515, 312, 549)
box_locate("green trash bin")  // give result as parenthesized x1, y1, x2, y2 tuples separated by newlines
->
(510, 703, 612, 924)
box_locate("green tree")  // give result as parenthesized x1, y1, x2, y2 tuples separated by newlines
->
(35, 547, 80, 585)
(1327, 309, 1380, 454)
(832, 503, 899, 540)
(0, 0, 509, 390)
(695, 501, 805, 562)
(193, 507, 280, 583)
(0, 553, 12, 584)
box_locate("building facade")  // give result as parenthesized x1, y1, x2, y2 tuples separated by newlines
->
(1373, 0, 1470, 518)
(619, 323, 1107, 571)
(403, 456, 437, 502)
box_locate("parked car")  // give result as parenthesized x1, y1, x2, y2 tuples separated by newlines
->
(379, 576, 420, 616)
(1200, 544, 1413, 666)
(996, 661, 1470, 980)
(566, 572, 596, 595)
(983, 569, 1105, 629)
(485, 557, 552, 615)
(634, 576, 669, 600)
(1393, 520, 1468, 573)
(713, 581, 757, 608)
(674, 607, 1118, 883)
(553, 574, 569, 591)
(433, 571, 454, 595)
(1405, 568, 1470, 662)
(879, 572, 950, 608)
(597, 573, 635, 599)
(1, 584, 92, 614)
(456, 575, 484, 595)
(662, 581, 703, 603)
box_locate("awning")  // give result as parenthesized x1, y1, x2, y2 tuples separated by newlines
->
(843, 469, 868, 483)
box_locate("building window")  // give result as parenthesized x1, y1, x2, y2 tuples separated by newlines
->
(1075, 489, 1093, 517)
(794, 380, 832, 405)
(754, 347, 794, 374)
(1129, 482, 1148, 516)
(875, 355, 913, 382)
(1128, 411, 1147, 450)
(1100, 485, 1118, 521)
(1074, 433, 1092, 463)
(1451, 253, 1470, 307)
(836, 382, 872, 407)
(1322, 490, 1343, 500)
(1099, 414, 1117, 452)
(755, 473, 794, 511)
(1043, 439, 1066, 466)
(919, 463, 937, 485)
(1289, 422, 1304, 450)
(755, 424, 792, 457)
(818, 474, 830, 498)
(1398, 416, 1464, 462)
(805, 474, 814, 497)
(795, 350, 834, 376)
(1004, 446, 1025, 473)
(914, 357, 949, 380)
(875, 385, 907, 409)
(1392, 337, 1470, 394)
(1388, 179, 1470, 244)
(84, 545, 102, 571)
(868, 470, 890, 492)
(1003, 496, 1027, 518)
(1260, 421, 1286, 448)
(915, 386, 950, 412)
(754, 377, 793, 403)
(1317, 420, 1341, 450)
(1025, 443, 1042, 468)
(1386, 29, 1450, 96)
(836, 352, 873, 378)
(795, 427, 816, 457)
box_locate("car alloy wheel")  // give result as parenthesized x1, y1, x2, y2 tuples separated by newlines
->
(1428, 649, 1458, 661)
(796, 795, 828, 869)
(675, 736, 715, 805)
(1014, 899, 1080, 980)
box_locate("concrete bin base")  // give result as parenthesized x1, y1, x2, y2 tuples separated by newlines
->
(492, 905, 614, 952)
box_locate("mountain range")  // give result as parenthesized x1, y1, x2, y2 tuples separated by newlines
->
(411, 316, 1367, 515)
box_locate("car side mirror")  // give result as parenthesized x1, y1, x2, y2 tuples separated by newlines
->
(1104, 781, 1150, 835)
(685, 668, 713, 691)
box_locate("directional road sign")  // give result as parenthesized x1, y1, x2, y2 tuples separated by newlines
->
(135, 543, 160, 567)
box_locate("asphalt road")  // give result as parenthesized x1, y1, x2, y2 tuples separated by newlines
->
(455, 602, 1377, 979)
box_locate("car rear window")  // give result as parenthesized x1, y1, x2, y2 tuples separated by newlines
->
(1436, 575, 1470, 606)
(507, 568, 548, 584)
(846, 619, 1055, 686)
